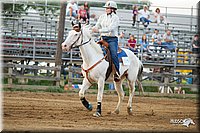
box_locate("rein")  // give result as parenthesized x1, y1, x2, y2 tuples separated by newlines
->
(70, 28, 91, 49)
(82, 54, 107, 84)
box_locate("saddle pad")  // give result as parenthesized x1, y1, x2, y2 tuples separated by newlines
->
(117, 49, 128, 58)
(118, 49, 130, 66)
(122, 57, 130, 65)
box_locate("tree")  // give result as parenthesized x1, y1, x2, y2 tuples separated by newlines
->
(2, 3, 29, 17)
(55, 2, 66, 67)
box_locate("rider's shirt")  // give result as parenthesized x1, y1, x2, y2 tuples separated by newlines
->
(94, 12, 119, 37)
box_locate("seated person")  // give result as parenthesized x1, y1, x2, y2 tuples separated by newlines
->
(153, 8, 168, 25)
(138, 5, 151, 27)
(162, 29, 176, 51)
(66, 0, 78, 19)
(192, 34, 200, 53)
(78, 5, 89, 24)
(118, 32, 126, 48)
(152, 29, 162, 52)
(127, 35, 138, 53)
(139, 34, 149, 52)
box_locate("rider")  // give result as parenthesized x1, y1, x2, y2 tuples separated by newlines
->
(92, 0, 120, 81)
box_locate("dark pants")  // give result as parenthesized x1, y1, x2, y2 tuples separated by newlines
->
(161, 42, 176, 52)
(102, 36, 120, 75)
(132, 15, 137, 25)
(140, 17, 151, 26)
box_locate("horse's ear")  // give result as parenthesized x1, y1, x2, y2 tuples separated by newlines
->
(79, 22, 81, 29)
(71, 21, 75, 27)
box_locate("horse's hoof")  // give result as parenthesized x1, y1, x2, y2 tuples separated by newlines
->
(109, 110, 119, 115)
(127, 107, 133, 115)
(87, 103, 93, 111)
(93, 112, 101, 117)
(114, 110, 119, 114)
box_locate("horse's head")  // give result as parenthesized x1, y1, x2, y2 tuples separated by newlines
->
(62, 21, 82, 51)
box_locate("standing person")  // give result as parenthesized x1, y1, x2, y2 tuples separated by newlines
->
(138, 5, 151, 27)
(127, 34, 138, 53)
(92, 1, 120, 81)
(132, 5, 138, 26)
(118, 32, 126, 48)
(153, 8, 168, 25)
(192, 34, 200, 53)
(84, 1, 90, 24)
(66, 0, 78, 20)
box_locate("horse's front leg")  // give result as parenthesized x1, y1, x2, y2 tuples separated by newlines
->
(93, 77, 105, 117)
(79, 78, 93, 111)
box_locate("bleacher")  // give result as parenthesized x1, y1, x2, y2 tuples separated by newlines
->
(2, 2, 199, 65)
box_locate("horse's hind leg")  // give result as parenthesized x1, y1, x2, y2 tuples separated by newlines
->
(127, 80, 136, 115)
(79, 78, 93, 111)
(113, 80, 124, 114)
(136, 79, 144, 96)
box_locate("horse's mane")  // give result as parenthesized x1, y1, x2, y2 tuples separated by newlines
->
(83, 26, 103, 55)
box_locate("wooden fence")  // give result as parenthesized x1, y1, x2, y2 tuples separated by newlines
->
(3, 62, 61, 89)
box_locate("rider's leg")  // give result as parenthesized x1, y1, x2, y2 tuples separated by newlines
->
(103, 37, 120, 74)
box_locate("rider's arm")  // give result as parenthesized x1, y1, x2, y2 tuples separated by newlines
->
(99, 15, 119, 34)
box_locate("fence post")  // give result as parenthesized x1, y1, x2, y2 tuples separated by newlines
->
(68, 65, 72, 87)
(8, 63, 13, 85)
(33, 37, 36, 61)
(190, 6, 193, 32)
(68, 49, 73, 87)
(174, 46, 177, 68)
(56, 65, 61, 86)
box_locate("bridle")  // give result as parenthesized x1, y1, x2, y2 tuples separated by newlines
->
(68, 27, 91, 50)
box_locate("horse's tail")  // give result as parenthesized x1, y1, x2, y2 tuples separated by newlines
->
(137, 61, 143, 81)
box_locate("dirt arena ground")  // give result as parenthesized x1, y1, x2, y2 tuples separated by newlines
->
(3, 91, 199, 132)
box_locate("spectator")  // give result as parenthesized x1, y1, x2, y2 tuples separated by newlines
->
(162, 29, 176, 51)
(66, 0, 78, 20)
(192, 34, 200, 53)
(78, 5, 89, 24)
(139, 34, 149, 52)
(132, 5, 138, 27)
(118, 32, 126, 48)
(153, 8, 168, 25)
(152, 29, 162, 45)
(127, 34, 138, 53)
(152, 29, 162, 53)
(84, 2, 90, 23)
(138, 5, 151, 27)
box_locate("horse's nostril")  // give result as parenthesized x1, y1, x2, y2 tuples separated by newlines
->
(64, 45, 66, 47)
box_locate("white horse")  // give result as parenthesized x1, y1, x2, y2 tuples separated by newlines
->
(62, 23, 143, 117)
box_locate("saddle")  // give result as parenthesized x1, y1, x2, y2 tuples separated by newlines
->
(97, 40, 128, 81)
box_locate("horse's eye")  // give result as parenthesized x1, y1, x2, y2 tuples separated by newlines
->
(75, 34, 78, 36)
